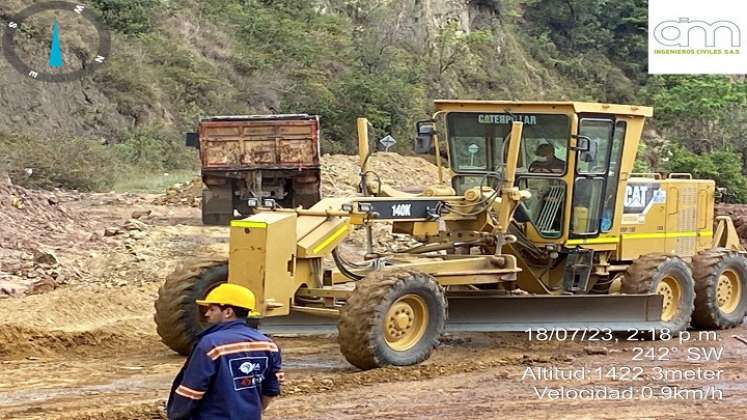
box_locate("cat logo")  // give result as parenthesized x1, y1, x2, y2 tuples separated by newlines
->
(624, 184, 649, 207)
(623, 182, 664, 216)
(392, 204, 412, 217)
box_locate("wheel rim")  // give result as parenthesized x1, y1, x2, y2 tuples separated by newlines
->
(716, 268, 742, 314)
(656, 275, 682, 321)
(384, 294, 428, 351)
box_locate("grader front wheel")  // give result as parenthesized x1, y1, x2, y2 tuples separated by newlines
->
(154, 259, 227, 355)
(338, 271, 446, 370)
(621, 254, 695, 334)
(692, 249, 747, 329)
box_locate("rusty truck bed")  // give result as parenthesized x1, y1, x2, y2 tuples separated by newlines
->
(199, 114, 320, 170)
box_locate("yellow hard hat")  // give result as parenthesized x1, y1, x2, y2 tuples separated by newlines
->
(196, 283, 259, 316)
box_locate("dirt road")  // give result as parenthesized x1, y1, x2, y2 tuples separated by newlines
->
(1, 195, 746, 419)
(2, 284, 746, 419)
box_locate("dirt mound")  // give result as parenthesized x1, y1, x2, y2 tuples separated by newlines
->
(715, 204, 747, 247)
(0, 285, 159, 358)
(320, 153, 441, 197)
(152, 178, 202, 207)
(0, 325, 136, 358)
(152, 153, 442, 206)
(0, 178, 98, 297)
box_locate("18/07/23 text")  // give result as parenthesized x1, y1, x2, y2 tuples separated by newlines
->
(525, 328, 719, 343)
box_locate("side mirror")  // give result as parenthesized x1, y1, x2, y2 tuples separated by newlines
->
(185, 132, 200, 148)
(415, 120, 435, 154)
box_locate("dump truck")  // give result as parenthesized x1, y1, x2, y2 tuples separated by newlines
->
(185, 114, 322, 225)
(159, 100, 747, 370)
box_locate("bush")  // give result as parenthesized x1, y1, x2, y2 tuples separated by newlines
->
(0, 128, 197, 192)
(0, 134, 118, 191)
(665, 145, 747, 203)
(89, 0, 160, 34)
(112, 127, 197, 172)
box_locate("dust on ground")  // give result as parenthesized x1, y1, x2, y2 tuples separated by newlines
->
(2, 155, 747, 419)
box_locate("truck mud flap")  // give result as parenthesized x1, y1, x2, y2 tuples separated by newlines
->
(259, 293, 664, 335)
(202, 185, 233, 225)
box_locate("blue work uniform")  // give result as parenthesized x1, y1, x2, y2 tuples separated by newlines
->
(167, 320, 282, 420)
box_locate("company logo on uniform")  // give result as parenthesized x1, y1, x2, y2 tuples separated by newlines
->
(230, 356, 267, 391)
(649, 0, 747, 74)
(239, 361, 260, 374)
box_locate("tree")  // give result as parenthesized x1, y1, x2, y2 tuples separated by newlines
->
(665, 145, 747, 202)
(643, 76, 747, 155)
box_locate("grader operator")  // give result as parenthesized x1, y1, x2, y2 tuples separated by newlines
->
(156, 100, 747, 370)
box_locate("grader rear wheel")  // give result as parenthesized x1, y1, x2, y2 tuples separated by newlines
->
(621, 254, 695, 334)
(154, 259, 227, 355)
(338, 270, 446, 370)
(692, 248, 747, 329)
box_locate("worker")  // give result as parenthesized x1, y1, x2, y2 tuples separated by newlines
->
(167, 283, 282, 420)
(529, 143, 565, 173)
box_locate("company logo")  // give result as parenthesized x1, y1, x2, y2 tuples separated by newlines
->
(653, 18, 740, 48)
(648, 0, 747, 74)
(230, 356, 267, 390)
(623, 183, 665, 215)
(239, 361, 260, 374)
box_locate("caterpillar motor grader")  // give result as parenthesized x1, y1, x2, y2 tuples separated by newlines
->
(155, 100, 747, 370)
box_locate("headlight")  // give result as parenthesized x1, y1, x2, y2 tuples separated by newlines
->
(247, 198, 259, 208)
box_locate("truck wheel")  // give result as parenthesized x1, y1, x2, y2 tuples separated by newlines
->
(692, 248, 747, 329)
(202, 186, 233, 225)
(293, 191, 321, 210)
(338, 270, 446, 370)
(154, 259, 227, 355)
(621, 254, 695, 334)
(292, 175, 321, 209)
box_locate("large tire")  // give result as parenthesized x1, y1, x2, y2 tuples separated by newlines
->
(621, 254, 695, 334)
(154, 259, 227, 355)
(338, 270, 446, 370)
(692, 248, 747, 329)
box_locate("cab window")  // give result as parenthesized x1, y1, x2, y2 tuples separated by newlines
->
(571, 118, 614, 235)
(446, 113, 570, 175)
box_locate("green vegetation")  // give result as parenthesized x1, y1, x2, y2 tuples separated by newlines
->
(112, 169, 197, 193)
(3, 0, 746, 199)
(0, 131, 196, 192)
(0, 134, 117, 191)
(665, 145, 747, 202)
(88, 0, 161, 34)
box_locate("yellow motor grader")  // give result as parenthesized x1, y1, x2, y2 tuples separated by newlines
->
(155, 100, 747, 370)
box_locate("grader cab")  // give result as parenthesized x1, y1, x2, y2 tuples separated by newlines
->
(156, 100, 747, 370)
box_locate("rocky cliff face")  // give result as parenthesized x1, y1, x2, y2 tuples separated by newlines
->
(0, 0, 632, 145)
(0, 0, 499, 142)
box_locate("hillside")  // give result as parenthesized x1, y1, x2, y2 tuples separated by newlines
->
(0, 0, 645, 145)
(1, 0, 746, 197)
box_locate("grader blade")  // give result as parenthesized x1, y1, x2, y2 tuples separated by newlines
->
(443, 293, 664, 332)
(260, 294, 664, 335)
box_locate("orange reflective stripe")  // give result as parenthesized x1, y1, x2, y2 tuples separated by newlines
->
(206, 341, 279, 360)
(176, 385, 205, 400)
